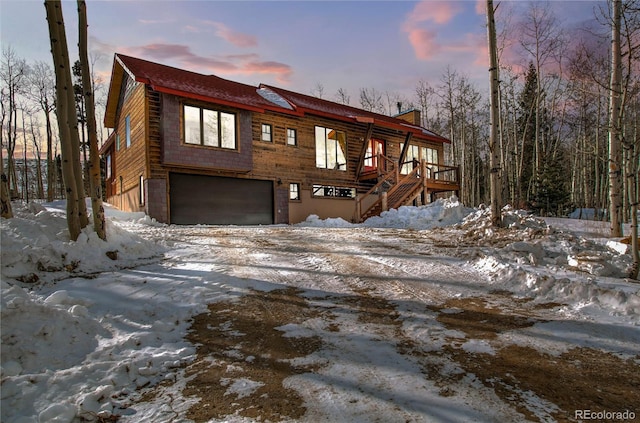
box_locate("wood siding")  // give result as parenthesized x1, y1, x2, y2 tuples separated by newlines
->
(108, 82, 147, 211)
(108, 82, 451, 223)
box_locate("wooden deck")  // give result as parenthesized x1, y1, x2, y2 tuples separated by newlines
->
(355, 159, 459, 222)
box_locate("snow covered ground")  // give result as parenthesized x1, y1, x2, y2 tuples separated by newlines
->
(1, 198, 638, 423)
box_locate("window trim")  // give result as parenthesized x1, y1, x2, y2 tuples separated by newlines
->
(311, 184, 355, 199)
(261, 123, 273, 142)
(287, 128, 297, 146)
(183, 103, 237, 150)
(289, 182, 301, 201)
(315, 126, 347, 171)
(125, 115, 131, 148)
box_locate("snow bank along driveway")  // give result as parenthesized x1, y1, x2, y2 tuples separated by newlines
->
(1, 201, 639, 422)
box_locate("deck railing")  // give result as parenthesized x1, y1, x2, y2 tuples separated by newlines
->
(355, 159, 459, 222)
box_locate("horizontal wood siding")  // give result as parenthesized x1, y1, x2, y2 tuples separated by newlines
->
(247, 110, 444, 194)
(147, 88, 163, 179)
(110, 82, 147, 210)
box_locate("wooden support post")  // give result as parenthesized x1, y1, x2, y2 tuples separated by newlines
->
(421, 159, 428, 204)
(381, 191, 388, 213)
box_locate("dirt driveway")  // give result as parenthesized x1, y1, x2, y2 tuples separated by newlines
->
(141, 226, 639, 422)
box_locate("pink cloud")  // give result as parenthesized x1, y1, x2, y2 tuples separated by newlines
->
(180, 21, 257, 48)
(207, 21, 257, 48)
(402, 0, 463, 61)
(123, 43, 292, 83)
(406, 29, 440, 60)
(404, 1, 462, 28)
(241, 61, 293, 84)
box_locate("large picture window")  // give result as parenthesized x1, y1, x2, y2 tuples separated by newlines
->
(401, 144, 439, 176)
(315, 126, 347, 171)
(184, 104, 236, 149)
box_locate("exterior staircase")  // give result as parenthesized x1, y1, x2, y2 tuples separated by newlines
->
(356, 163, 426, 222)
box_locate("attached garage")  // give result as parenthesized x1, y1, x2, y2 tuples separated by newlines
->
(169, 173, 274, 225)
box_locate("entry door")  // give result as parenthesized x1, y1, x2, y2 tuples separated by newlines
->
(363, 138, 385, 172)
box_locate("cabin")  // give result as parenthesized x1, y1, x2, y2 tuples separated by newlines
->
(100, 54, 459, 225)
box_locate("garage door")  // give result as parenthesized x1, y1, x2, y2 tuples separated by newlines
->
(169, 173, 274, 225)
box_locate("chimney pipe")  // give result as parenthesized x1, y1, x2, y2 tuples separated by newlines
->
(397, 102, 402, 114)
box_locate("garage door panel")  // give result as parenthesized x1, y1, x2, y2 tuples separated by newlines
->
(170, 173, 273, 225)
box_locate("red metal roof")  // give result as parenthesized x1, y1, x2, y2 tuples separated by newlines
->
(115, 54, 288, 113)
(260, 84, 449, 143)
(106, 53, 449, 143)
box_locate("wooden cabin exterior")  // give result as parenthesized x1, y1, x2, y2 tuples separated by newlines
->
(101, 54, 459, 225)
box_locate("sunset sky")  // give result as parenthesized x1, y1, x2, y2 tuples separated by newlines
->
(2, 0, 604, 107)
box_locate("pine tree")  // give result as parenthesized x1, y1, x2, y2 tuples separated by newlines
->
(516, 62, 538, 207)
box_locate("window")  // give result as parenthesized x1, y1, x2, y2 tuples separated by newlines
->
(139, 175, 145, 206)
(184, 104, 236, 149)
(116, 134, 120, 151)
(312, 184, 355, 198)
(401, 144, 439, 176)
(289, 183, 300, 200)
(287, 128, 297, 146)
(125, 115, 131, 148)
(315, 126, 346, 171)
(261, 123, 272, 142)
(105, 154, 112, 180)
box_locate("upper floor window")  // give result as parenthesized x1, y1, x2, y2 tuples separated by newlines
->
(287, 128, 297, 146)
(315, 126, 346, 171)
(125, 115, 131, 148)
(116, 134, 121, 151)
(261, 123, 272, 142)
(184, 104, 236, 149)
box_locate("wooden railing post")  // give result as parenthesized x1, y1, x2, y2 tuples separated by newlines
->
(421, 159, 428, 203)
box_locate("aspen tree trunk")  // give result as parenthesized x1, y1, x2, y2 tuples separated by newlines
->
(45, 0, 81, 240)
(609, 0, 623, 237)
(45, 101, 54, 201)
(29, 114, 45, 199)
(626, 139, 639, 279)
(0, 135, 12, 218)
(78, 0, 106, 240)
(487, 0, 502, 226)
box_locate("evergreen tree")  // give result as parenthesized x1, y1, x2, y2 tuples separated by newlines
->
(529, 146, 571, 216)
(516, 62, 538, 206)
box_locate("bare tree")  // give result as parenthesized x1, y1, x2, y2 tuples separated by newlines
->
(45, 0, 85, 240)
(335, 87, 350, 105)
(0, 89, 12, 217)
(415, 79, 436, 127)
(487, 0, 503, 226)
(28, 112, 45, 199)
(311, 82, 325, 99)
(518, 2, 564, 189)
(609, 0, 624, 237)
(78, 0, 106, 240)
(1, 47, 27, 198)
(28, 61, 56, 201)
(359, 87, 385, 114)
